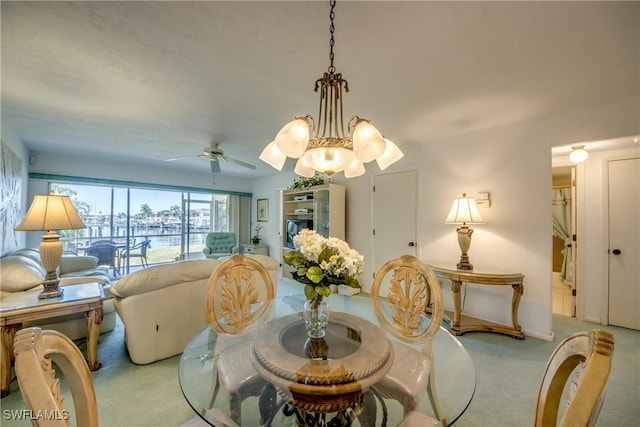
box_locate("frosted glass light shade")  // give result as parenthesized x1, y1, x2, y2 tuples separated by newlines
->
(259, 141, 287, 171)
(344, 158, 366, 178)
(569, 145, 588, 163)
(294, 157, 316, 178)
(445, 194, 484, 224)
(353, 120, 386, 163)
(376, 139, 404, 170)
(275, 118, 310, 158)
(303, 146, 355, 175)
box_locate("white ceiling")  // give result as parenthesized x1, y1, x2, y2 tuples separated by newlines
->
(2, 1, 639, 179)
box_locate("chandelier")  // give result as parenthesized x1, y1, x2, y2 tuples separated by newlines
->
(259, 0, 403, 178)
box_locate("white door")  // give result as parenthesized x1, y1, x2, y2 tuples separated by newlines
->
(608, 158, 640, 330)
(372, 170, 418, 296)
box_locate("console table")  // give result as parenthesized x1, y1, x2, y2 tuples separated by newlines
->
(240, 243, 269, 256)
(428, 264, 525, 340)
(0, 282, 104, 397)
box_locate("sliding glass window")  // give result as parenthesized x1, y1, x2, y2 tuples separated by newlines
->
(49, 181, 242, 275)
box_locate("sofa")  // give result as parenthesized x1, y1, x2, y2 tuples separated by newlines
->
(0, 248, 116, 339)
(110, 254, 278, 364)
(202, 232, 239, 259)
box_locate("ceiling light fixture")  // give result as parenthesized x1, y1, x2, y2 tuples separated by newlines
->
(569, 145, 588, 163)
(259, 0, 403, 179)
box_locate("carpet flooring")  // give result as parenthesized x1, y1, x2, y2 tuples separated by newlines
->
(1, 281, 638, 426)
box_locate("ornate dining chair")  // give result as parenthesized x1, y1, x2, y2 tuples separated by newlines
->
(13, 327, 99, 427)
(398, 328, 615, 427)
(371, 255, 446, 425)
(535, 329, 614, 427)
(205, 253, 275, 425)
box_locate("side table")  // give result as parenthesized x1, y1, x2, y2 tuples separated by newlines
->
(428, 264, 525, 339)
(0, 282, 104, 397)
(240, 243, 269, 256)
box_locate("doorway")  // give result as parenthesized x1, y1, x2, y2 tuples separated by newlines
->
(552, 167, 575, 317)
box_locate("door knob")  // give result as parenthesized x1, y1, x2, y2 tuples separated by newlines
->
(408, 242, 415, 247)
(612, 249, 621, 255)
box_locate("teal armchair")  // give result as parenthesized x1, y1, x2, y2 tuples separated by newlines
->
(202, 232, 239, 259)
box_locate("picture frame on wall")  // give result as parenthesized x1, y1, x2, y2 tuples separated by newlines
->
(257, 198, 269, 222)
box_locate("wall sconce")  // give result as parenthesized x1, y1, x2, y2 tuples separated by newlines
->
(569, 145, 588, 163)
(15, 194, 86, 299)
(445, 193, 484, 271)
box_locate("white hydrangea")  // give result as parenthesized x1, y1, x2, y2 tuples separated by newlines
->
(293, 229, 364, 280)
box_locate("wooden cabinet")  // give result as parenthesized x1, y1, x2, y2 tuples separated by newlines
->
(280, 184, 345, 279)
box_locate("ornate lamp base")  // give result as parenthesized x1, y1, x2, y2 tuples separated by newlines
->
(39, 278, 63, 299)
(456, 225, 475, 271)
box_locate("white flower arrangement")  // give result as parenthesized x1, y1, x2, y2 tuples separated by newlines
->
(284, 229, 364, 301)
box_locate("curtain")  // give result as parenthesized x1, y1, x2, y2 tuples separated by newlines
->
(552, 188, 573, 287)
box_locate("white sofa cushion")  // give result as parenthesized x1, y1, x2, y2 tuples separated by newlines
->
(110, 259, 221, 298)
(0, 256, 46, 292)
(58, 255, 99, 275)
(112, 255, 279, 364)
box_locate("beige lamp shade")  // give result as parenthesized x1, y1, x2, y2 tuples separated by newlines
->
(445, 193, 484, 225)
(16, 194, 86, 231)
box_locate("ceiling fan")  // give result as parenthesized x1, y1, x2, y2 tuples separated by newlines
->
(165, 143, 257, 175)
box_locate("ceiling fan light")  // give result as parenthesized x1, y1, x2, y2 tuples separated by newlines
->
(353, 120, 386, 163)
(303, 146, 354, 175)
(259, 140, 287, 171)
(344, 158, 366, 178)
(376, 139, 404, 170)
(275, 118, 309, 158)
(294, 157, 316, 178)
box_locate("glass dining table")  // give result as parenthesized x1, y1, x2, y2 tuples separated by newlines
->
(179, 292, 476, 427)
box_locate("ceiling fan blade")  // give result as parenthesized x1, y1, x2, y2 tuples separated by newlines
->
(210, 158, 221, 173)
(165, 154, 206, 161)
(223, 156, 257, 170)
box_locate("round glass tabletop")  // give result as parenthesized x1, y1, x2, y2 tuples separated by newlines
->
(179, 293, 475, 426)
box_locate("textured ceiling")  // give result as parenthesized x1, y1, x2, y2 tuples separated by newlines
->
(2, 1, 638, 178)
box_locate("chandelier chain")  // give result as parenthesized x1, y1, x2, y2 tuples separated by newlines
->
(328, 0, 336, 74)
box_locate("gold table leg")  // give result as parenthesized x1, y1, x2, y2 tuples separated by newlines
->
(1, 324, 21, 397)
(85, 307, 104, 371)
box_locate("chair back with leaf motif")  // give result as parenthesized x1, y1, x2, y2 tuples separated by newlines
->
(206, 253, 275, 334)
(14, 327, 99, 427)
(371, 254, 446, 424)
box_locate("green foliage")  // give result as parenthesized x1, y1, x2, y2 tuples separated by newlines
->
(284, 243, 359, 301)
(288, 175, 325, 190)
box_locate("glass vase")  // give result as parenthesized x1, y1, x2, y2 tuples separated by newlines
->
(303, 298, 329, 338)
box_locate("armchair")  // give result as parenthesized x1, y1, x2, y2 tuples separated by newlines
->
(202, 232, 239, 259)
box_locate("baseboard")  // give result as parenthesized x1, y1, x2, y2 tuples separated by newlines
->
(522, 328, 554, 342)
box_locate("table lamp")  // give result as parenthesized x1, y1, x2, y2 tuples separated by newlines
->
(445, 193, 484, 271)
(16, 194, 86, 299)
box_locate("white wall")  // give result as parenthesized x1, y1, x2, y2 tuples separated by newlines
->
(250, 168, 298, 263)
(332, 96, 638, 340)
